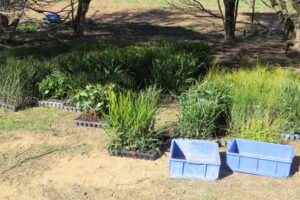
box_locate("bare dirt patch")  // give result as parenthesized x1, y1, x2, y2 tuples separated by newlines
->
(0, 106, 300, 200)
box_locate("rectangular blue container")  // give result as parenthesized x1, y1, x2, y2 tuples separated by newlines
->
(169, 139, 221, 180)
(227, 138, 295, 178)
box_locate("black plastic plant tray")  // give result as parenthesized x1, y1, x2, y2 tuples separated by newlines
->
(108, 148, 162, 160)
(0, 101, 37, 112)
(74, 113, 102, 128)
(283, 133, 300, 141)
(74, 119, 102, 128)
(38, 99, 65, 108)
(160, 95, 176, 103)
(63, 106, 82, 113)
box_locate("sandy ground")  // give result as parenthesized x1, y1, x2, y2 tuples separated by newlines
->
(0, 105, 300, 200)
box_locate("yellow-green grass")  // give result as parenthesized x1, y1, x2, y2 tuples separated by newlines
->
(0, 107, 65, 131)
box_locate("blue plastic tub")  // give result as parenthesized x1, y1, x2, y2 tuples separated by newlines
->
(169, 139, 221, 180)
(227, 138, 295, 178)
(45, 13, 61, 20)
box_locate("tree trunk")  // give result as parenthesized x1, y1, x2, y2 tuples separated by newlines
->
(73, 0, 91, 37)
(295, 22, 300, 50)
(0, 14, 8, 34)
(223, 0, 237, 42)
(0, 15, 3, 33)
(291, 0, 300, 51)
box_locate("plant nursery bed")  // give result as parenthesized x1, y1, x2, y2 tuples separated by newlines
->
(0, 100, 37, 112)
(74, 113, 102, 128)
(38, 99, 65, 109)
(169, 139, 221, 180)
(108, 147, 162, 160)
(227, 138, 295, 178)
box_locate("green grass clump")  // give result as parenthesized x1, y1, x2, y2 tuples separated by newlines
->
(177, 81, 230, 138)
(205, 64, 300, 142)
(105, 86, 161, 151)
(0, 57, 48, 105)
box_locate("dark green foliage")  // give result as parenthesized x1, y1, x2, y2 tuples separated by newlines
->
(150, 52, 197, 93)
(50, 41, 212, 93)
(38, 72, 75, 100)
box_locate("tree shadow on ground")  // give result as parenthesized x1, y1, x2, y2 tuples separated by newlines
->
(1, 8, 299, 67)
(291, 156, 300, 176)
(219, 152, 233, 179)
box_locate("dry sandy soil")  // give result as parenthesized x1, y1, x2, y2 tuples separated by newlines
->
(0, 105, 300, 200)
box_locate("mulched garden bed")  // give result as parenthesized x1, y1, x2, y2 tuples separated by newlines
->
(74, 112, 102, 128)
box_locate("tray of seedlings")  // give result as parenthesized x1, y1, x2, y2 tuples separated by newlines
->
(74, 112, 103, 128)
(72, 84, 113, 128)
(106, 86, 169, 160)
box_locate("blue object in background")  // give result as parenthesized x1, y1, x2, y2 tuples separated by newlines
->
(227, 138, 295, 178)
(45, 13, 61, 21)
(169, 139, 221, 180)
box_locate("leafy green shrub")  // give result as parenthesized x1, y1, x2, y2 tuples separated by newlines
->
(105, 86, 161, 151)
(0, 57, 47, 105)
(177, 81, 230, 139)
(38, 72, 75, 100)
(70, 84, 117, 114)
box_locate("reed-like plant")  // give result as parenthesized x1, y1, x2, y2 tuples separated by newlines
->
(178, 81, 230, 138)
(0, 57, 46, 105)
(204, 64, 300, 142)
(105, 86, 161, 151)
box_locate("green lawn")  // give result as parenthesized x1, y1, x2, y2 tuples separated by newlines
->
(0, 108, 64, 131)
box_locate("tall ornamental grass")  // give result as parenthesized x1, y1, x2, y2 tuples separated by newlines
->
(178, 81, 230, 138)
(0, 57, 47, 105)
(204, 65, 300, 142)
(105, 86, 161, 151)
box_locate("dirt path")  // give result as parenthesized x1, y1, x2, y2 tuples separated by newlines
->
(0, 106, 300, 200)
